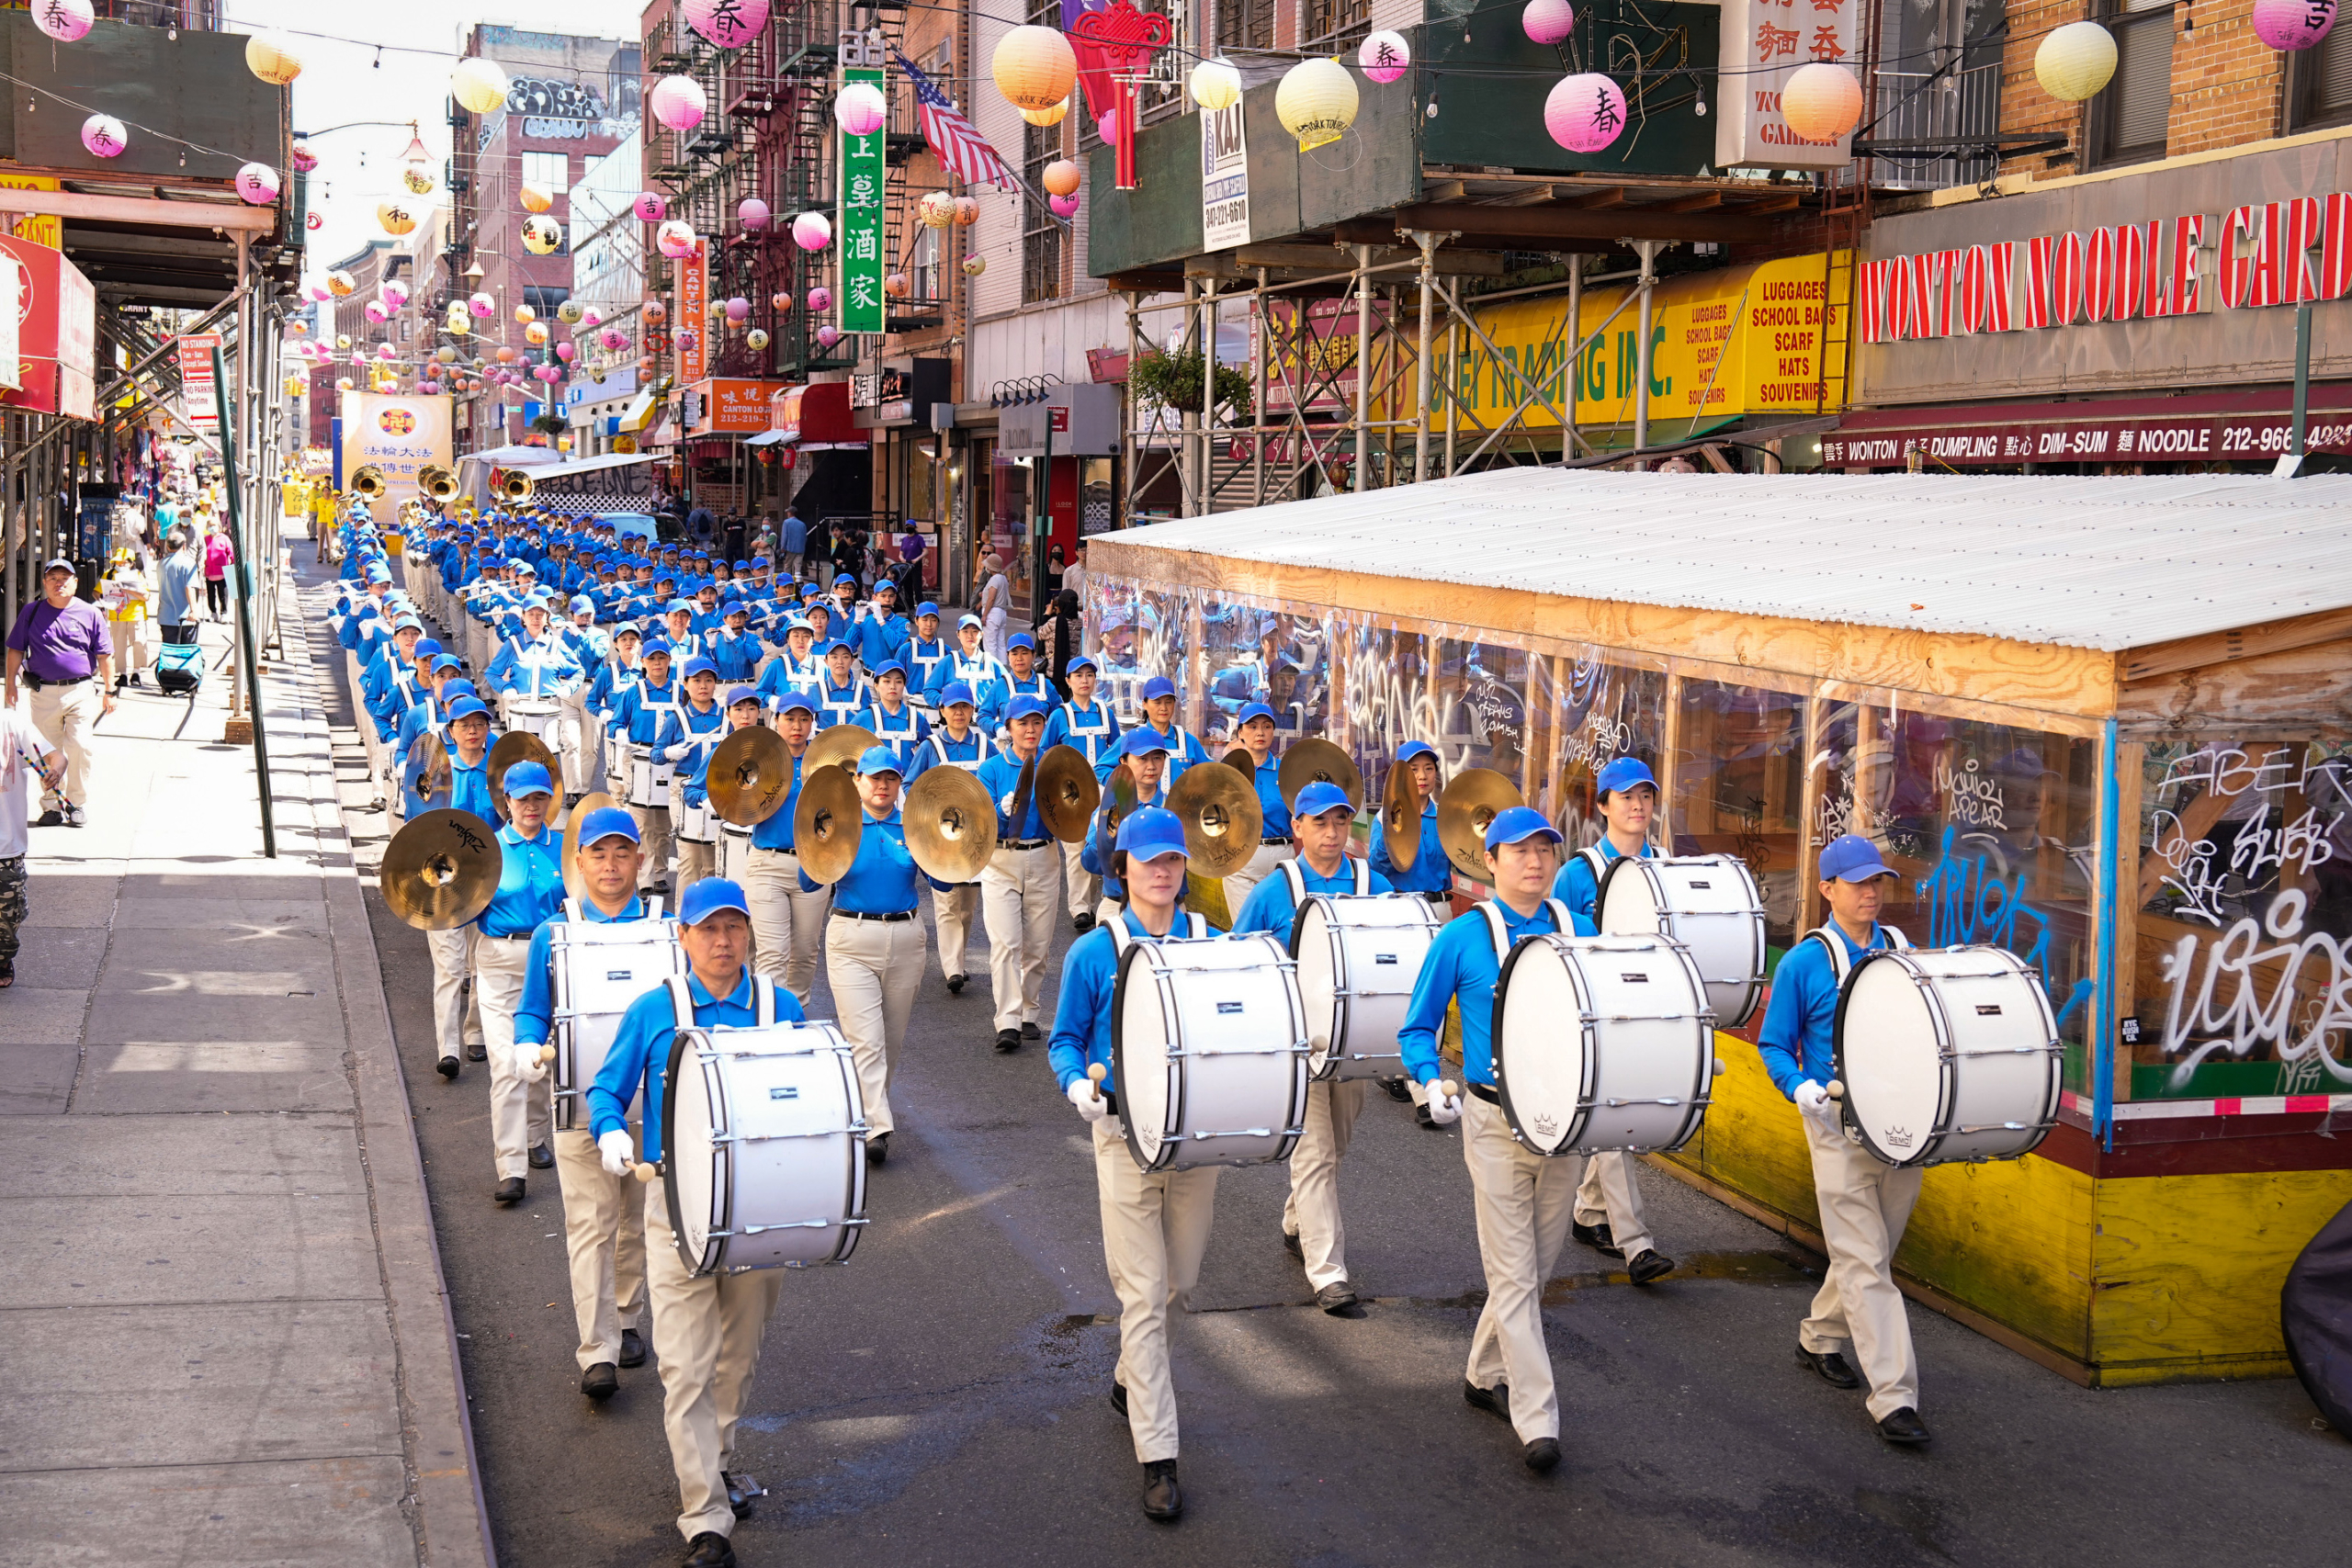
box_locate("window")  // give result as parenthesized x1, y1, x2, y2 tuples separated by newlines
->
(1303, 0, 1371, 53)
(2091, 0, 2175, 167)
(2290, 13, 2352, 130)
(1221, 0, 1275, 51)
(521, 151, 570, 193)
(913, 223, 940, 304)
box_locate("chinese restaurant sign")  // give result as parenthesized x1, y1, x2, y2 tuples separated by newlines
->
(1716, 0, 1858, 171)
(837, 45, 887, 337)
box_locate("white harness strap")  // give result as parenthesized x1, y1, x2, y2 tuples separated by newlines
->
(665, 972, 777, 1027)
(1279, 856, 1373, 907)
(927, 732, 986, 773)
(563, 895, 665, 922)
(1477, 897, 1574, 962)
(1805, 923, 1912, 984)
(1105, 911, 1209, 954)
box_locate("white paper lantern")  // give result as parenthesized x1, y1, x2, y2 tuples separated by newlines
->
(1275, 59, 1359, 152)
(451, 58, 512, 116)
(1189, 58, 1243, 112)
(835, 82, 888, 136)
(1780, 62, 1863, 142)
(991, 25, 1078, 112)
(2034, 22, 2118, 104)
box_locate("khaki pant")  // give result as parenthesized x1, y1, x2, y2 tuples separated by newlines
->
(1221, 842, 1294, 921)
(933, 882, 979, 979)
(1282, 1077, 1366, 1292)
(671, 796, 717, 892)
(424, 924, 484, 1061)
(643, 1184, 786, 1542)
(1093, 1115, 1219, 1464)
(1094, 895, 1125, 930)
(28, 679, 99, 811)
(981, 843, 1058, 1032)
(108, 620, 149, 678)
(1800, 1116, 1924, 1420)
(742, 847, 830, 1007)
(1461, 1093, 1584, 1443)
(633, 800, 675, 892)
(1575, 1151, 1656, 1260)
(562, 690, 600, 796)
(826, 915, 925, 1135)
(474, 933, 551, 1179)
(555, 1125, 646, 1369)
(1060, 838, 1099, 918)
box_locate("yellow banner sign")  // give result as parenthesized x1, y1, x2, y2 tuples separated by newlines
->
(0, 174, 63, 251)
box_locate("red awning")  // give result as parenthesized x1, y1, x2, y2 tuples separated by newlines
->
(771, 381, 865, 446)
(1824, 385, 2352, 468)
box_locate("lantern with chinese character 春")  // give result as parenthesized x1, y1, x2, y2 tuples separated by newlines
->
(1544, 73, 1626, 153)
(35, 0, 94, 44)
(991, 25, 1077, 111)
(650, 75, 708, 131)
(80, 114, 127, 158)
(1359, 31, 1411, 83)
(2034, 22, 2117, 102)
(885, 273, 910, 299)
(684, 0, 770, 49)
(1275, 59, 1358, 152)
(2254, 0, 2336, 50)
(791, 211, 831, 251)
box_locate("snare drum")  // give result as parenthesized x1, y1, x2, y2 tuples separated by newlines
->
(506, 697, 565, 750)
(1493, 934, 1716, 1156)
(1834, 944, 2061, 1168)
(663, 1021, 868, 1274)
(1114, 932, 1309, 1171)
(1597, 853, 1768, 1029)
(549, 914, 687, 1130)
(718, 821, 754, 883)
(676, 795, 718, 844)
(628, 744, 673, 808)
(605, 730, 633, 793)
(1288, 893, 1444, 1080)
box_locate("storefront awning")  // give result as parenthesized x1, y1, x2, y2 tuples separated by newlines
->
(744, 429, 796, 446)
(1825, 385, 2352, 468)
(770, 380, 865, 446)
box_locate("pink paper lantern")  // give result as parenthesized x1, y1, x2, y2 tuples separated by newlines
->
(556, 342, 576, 361)
(1049, 193, 1080, 219)
(1522, 0, 1577, 45)
(34, 0, 93, 43)
(1098, 112, 1118, 144)
(816, 325, 842, 348)
(677, 328, 699, 352)
(582, 308, 604, 326)
(656, 220, 699, 259)
(306, 281, 333, 302)
(806, 286, 832, 312)
(2254, 0, 2336, 50)
(725, 296, 752, 322)
(600, 328, 628, 350)
(419, 381, 443, 395)
(235, 164, 281, 205)
(291, 141, 318, 173)
(650, 75, 708, 132)
(365, 301, 390, 323)
(469, 292, 495, 318)
(1544, 73, 1626, 154)
(834, 82, 888, 136)
(382, 281, 410, 309)
(791, 211, 832, 251)
(377, 344, 397, 360)
(683, 0, 770, 51)
(634, 190, 669, 222)
(79, 114, 127, 159)
(1358, 30, 1412, 84)
(738, 197, 771, 230)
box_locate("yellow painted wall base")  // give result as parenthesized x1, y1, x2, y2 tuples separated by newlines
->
(1667, 1035, 2352, 1385)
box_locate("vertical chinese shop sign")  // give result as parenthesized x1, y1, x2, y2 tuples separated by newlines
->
(1716, 0, 1858, 172)
(680, 239, 709, 383)
(838, 56, 888, 337)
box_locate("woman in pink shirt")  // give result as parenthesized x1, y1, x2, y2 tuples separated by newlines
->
(202, 526, 232, 620)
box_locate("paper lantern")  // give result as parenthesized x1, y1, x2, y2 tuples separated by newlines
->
(1522, 0, 1577, 44)
(377, 344, 398, 360)
(634, 190, 668, 222)
(920, 190, 957, 229)
(884, 273, 910, 299)
(601, 328, 629, 349)
(451, 58, 512, 115)
(336, 334, 352, 349)
(771, 291, 793, 311)
(1049, 193, 1080, 219)
(469, 292, 495, 317)
(650, 75, 708, 131)
(519, 184, 554, 214)
(2254, 0, 2336, 50)
(525, 321, 550, 344)
(725, 297, 751, 322)
(495, 345, 517, 363)
(336, 378, 355, 391)
(291, 141, 318, 174)
(676, 329, 699, 352)
(329, 271, 357, 298)
(1189, 58, 1243, 112)
(638, 356, 657, 374)
(516, 304, 536, 325)
(401, 162, 436, 196)
(2034, 22, 2118, 103)
(644, 299, 669, 324)
(1042, 159, 1082, 197)
(991, 25, 1078, 112)
(816, 325, 842, 348)
(306, 211, 323, 231)
(1021, 98, 1071, 127)
(378, 202, 419, 237)
(365, 300, 390, 323)
(79, 115, 127, 159)
(1275, 59, 1360, 152)
(684, 0, 770, 49)
(34, 0, 93, 44)
(1099, 112, 1119, 144)
(522, 214, 561, 254)
(383, 281, 410, 309)
(746, 329, 771, 350)
(1544, 73, 1627, 153)
(954, 197, 980, 226)
(582, 307, 603, 326)
(246, 32, 303, 85)
(435, 344, 458, 362)
(557, 299, 583, 324)
(446, 313, 470, 337)
(555, 342, 576, 361)
(1780, 62, 1863, 142)
(835, 81, 888, 135)
(791, 211, 831, 251)
(1359, 31, 1411, 84)
(656, 220, 698, 259)
(962, 254, 987, 277)
(739, 197, 771, 230)
(288, 320, 309, 336)
(806, 286, 832, 312)
(236, 164, 281, 205)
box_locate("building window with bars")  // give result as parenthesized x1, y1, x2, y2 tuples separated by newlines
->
(913, 223, 941, 304)
(1221, 0, 1276, 51)
(1302, 0, 1372, 53)
(2290, 16, 2352, 130)
(2089, 0, 2175, 168)
(1023, 117, 1065, 303)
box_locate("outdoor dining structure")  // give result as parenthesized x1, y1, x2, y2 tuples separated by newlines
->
(1082, 467, 2352, 1387)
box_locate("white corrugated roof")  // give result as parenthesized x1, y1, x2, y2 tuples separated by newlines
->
(1102, 469, 2352, 652)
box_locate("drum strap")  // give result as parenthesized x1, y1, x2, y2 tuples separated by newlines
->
(1478, 898, 1573, 962)
(1277, 857, 1374, 905)
(1804, 922, 1911, 984)
(1580, 844, 1611, 884)
(1105, 911, 1207, 955)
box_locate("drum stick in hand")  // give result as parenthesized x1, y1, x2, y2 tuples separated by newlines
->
(1437, 1079, 1461, 1101)
(537, 1045, 557, 1064)
(1087, 1063, 1107, 1101)
(633, 1161, 662, 1184)
(1826, 1080, 1844, 1100)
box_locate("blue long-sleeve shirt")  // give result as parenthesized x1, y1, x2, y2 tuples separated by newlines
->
(1397, 899, 1583, 1088)
(1231, 856, 1391, 936)
(749, 750, 809, 852)
(707, 626, 764, 682)
(613, 678, 682, 746)
(857, 700, 931, 768)
(975, 749, 1050, 841)
(656, 699, 727, 766)
(1551, 838, 1648, 924)
(588, 970, 805, 1162)
(512, 895, 650, 1049)
(1077, 777, 1170, 901)
(448, 750, 500, 827)
(486, 633, 584, 699)
(1756, 922, 1888, 1101)
(1239, 753, 1289, 842)
(856, 611, 910, 671)
(1369, 797, 1450, 894)
(1046, 909, 1222, 1095)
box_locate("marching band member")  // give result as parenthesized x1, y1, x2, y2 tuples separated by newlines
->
(905, 602, 949, 699)
(508, 806, 659, 1399)
(742, 693, 829, 1006)
(1397, 805, 1575, 1476)
(1371, 740, 1454, 1124)
(393, 660, 468, 823)
(559, 596, 613, 801)
(424, 694, 499, 1078)
(679, 684, 765, 881)
(610, 642, 683, 893)
(658, 597, 707, 663)
(753, 615, 821, 702)
(1080, 729, 1175, 927)
(1042, 652, 1121, 930)
(707, 599, 764, 684)
(855, 660, 930, 768)
(1218, 702, 1293, 911)
(905, 682, 990, 993)
(993, 634, 1056, 739)
(1230, 780, 1390, 1314)
(1759, 833, 1930, 1446)
(584, 624, 646, 794)
(487, 594, 585, 737)
(1047, 806, 1219, 1522)
(827, 571, 861, 629)
(800, 747, 944, 1167)
(660, 657, 729, 891)
(854, 579, 910, 672)
(813, 637, 870, 729)
(1129, 676, 1210, 780)
(927, 613, 1006, 718)
(1551, 756, 1677, 1287)
(472, 760, 565, 1204)
(976, 695, 1057, 1054)
(591, 878, 802, 1568)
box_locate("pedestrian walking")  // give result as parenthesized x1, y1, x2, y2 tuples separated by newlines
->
(978, 553, 1011, 662)
(0, 705, 63, 986)
(157, 531, 202, 646)
(201, 524, 232, 620)
(1039, 589, 1082, 698)
(4, 559, 118, 829)
(101, 555, 152, 690)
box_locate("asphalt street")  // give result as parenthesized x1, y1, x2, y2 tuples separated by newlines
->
(317, 570, 2344, 1568)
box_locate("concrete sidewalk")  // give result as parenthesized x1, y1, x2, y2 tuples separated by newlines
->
(0, 568, 492, 1567)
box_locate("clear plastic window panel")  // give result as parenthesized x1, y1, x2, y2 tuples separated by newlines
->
(1671, 679, 1809, 958)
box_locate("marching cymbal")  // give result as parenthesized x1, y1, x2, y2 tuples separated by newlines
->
(1102, 762, 1140, 848)
(904, 764, 1000, 884)
(1437, 768, 1524, 886)
(708, 727, 793, 827)
(1277, 738, 1362, 810)
(1035, 744, 1101, 844)
(1223, 745, 1258, 777)
(1168, 757, 1264, 879)
(487, 730, 560, 822)
(405, 732, 451, 811)
(1381, 756, 1422, 871)
(560, 790, 618, 903)
(803, 723, 879, 778)
(792, 763, 862, 885)
(381, 808, 503, 930)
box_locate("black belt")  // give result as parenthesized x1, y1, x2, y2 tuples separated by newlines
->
(1418, 890, 1453, 906)
(840, 908, 916, 921)
(482, 931, 535, 942)
(1003, 837, 1052, 850)
(1466, 1082, 1499, 1105)
(1260, 837, 1290, 846)
(26, 673, 87, 690)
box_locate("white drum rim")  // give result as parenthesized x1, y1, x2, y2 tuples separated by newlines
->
(1493, 933, 1598, 1156)
(1595, 852, 1766, 1030)
(1112, 939, 1179, 1172)
(1287, 892, 1435, 1081)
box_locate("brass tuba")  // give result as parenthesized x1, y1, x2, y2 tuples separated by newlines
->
(349, 464, 388, 498)
(492, 467, 536, 503)
(418, 464, 460, 502)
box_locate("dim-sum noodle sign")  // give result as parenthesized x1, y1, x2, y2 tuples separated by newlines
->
(1859, 197, 2352, 344)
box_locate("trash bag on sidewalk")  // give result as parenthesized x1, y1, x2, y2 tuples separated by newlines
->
(2283, 1194, 2352, 1431)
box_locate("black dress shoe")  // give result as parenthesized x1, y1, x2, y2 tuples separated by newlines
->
(1878, 1406, 1932, 1445)
(466, 1040, 488, 1062)
(618, 1327, 647, 1368)
(1141, 1458, 1182, 1521)
(1795, 1345, 1862, 1389)
(1072, 910, 1095, 932)
(1524, 1437, 1562, 1474)
(682, 1532, 735, 1568)
(722, 1470, 763, 1518)
(1110, 1381, 1129, 1419)
(865, 1132, 888, 1166)
(994, 1028, 1021, 1053)
(493, 1177, 526, 1204)
(436, 1055, 460, 1080)
(34, 808, 61, 828)
(1464, 1380, 1511, 1422)
(1627, 1248, 1676, 1286)
(1572, 1220, 1623, 1258)
(1282, 1229, 1304, 1262)
(946, 972, 967, 993)
(581, 1362, 617, 1400)
(1415, 1104, 1440, 1130)
(1315, 1280, 1361, 1314)
(1379, 1075, 1412, 1102)
(528, 1142, 554, 1170)
(1022, 1021, 1042, 1040)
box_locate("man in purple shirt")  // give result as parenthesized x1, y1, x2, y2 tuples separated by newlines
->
(5, 559, 117, 829)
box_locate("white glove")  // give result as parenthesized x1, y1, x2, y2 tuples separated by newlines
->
(512, 1043, 548, 1083)
(1423, 1079, 1462, 1126)
(1795, 1079, 1837, 1124)
(1068, 1077, 1109, 1123)
(597, 1129, 636, 1177)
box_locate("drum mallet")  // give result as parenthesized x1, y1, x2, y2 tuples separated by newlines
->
(537, 1045, 556, 1064)
(1087, 1062, 1107, 1100)
(633, 1160, 662, 1184)
(1826, 1080, 1845, 1100)
(1436, 1079, 1461, 1101)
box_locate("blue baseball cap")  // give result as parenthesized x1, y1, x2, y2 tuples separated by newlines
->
(1120, 729, 1170, 759)
(1006, 694, 1051, 723)
(442, 679, 477, 699)
(1067, 653, 1097, 673)
(871, 660, 909, 681)
(774, 692, 817, 716)
(1818, 833, 1896, 883)
(430, 655, 463, 673)
(681, 656, 719, 680)
(1141, 675, 1176, 702)
(1595, 757, 1657, 799)
(1396, 740, 1436, 766)
(665, 598, 695, 615)
(872, 578, 899, 597)
(1482, 807, 1563, 853)
(569, 594, 595, 615)
(679, 877, 752, 927)
(577, 806, 639, 846)
(500, 761, 555, 799)
(725, 684, 762, 708)
(1007, 631, 1035, 651)
(1117, 806, 1188, 862)
(916, 601, 940, 618)
(1237, 702, 1276, 727)
(444, 695, 491, 723)
(642, 639, 674, 658)
(833, 572, 857, 587)
(855, 744, 903, 777)
(413, 638, 443, 657)
(1294, 781, 1352, 819)
(614, 621, 643, 638)
(957, 613, 982, 629)
(392, 615, 424, 632)
(939, 681, 977, 709)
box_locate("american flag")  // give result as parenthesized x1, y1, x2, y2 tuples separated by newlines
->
(892, 48, 1019, 191)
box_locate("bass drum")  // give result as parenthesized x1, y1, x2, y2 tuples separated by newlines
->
(548, 914, 686, 1130)
(1288, 892, 1443, 1080)
(1493, 934, 1716, 1156)
(1113, 932, 1308, 1172)
(663, 1021, 868, 1274)
(1834, 944, 2062, 1168)
(1597, 852, 1766, 1028)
